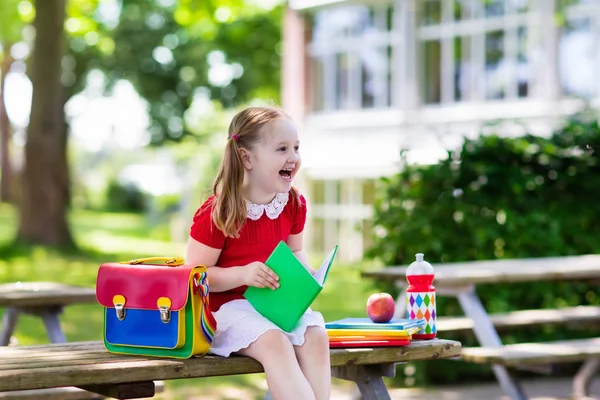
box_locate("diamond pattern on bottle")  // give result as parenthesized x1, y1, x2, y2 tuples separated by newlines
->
(406, 290, 437, 337)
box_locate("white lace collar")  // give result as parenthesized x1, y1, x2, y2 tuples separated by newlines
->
(246, 192, 289, 220)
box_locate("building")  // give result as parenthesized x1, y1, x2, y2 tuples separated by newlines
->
(281, 0, 600, 261)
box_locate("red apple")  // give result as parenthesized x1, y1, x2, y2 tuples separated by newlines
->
(366, 292, 395, 323)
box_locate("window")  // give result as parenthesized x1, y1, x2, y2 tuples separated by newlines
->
(557, 0, 600, 98)
(310, 180, 325, 204)
(311, 217, 325, 254)
(418, 0, 532, 104)
(309, 179, 340, 204)
(308, 4, 394, 111)
(362, 179, 377, 205)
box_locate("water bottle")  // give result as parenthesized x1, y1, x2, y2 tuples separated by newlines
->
(406, 253, 436, 339)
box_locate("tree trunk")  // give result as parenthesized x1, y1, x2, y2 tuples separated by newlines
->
(18, 0, 73, 247)
(0, 48, 12, 203)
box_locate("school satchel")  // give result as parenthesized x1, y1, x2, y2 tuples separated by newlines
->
(95, 257, 217, 359)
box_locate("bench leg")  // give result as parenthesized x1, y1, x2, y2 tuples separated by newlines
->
(457, 289, 529, 400)
(332, 363, 395, 400)
(573, 356, 600, 398)
(39, 307, 67, 344)
(0, 307, 20, 346)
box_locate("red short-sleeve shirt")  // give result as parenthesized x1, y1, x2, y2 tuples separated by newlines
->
(189, 192, 307, 311)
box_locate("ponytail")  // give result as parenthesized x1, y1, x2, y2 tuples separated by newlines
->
(212, 140, 246, 238)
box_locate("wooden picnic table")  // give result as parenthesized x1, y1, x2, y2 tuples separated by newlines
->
(0, 339, 462, 400)
(361, 253, 600, 400)
(362, 253, 600, 286)
(0, 282, 97, 345)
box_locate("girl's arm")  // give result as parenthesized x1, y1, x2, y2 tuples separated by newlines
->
(286, 232, 316, 274)
(185, 237, 280, 291)
(185, 237, 246, 292)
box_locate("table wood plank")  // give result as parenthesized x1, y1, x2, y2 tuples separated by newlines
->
(437, 305, 600, 332)
(460, 338, 600, 366)
(361, 254, 600, 286)
(0, 339, 461, 391)
(0, 282, 97, 307)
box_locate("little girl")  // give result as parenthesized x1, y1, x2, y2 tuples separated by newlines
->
(185, 106, 331, 400)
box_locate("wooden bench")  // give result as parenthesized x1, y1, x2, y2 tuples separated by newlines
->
(461, 338, 600, 399)
(0, 339, 462, 400)
(0, 281, 97, 345)
(0, 281, 103, 399)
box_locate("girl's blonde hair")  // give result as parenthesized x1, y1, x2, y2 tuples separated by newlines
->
(211, 106, 299, 238)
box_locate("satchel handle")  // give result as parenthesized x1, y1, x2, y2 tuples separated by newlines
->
(120, 257, 184, 266)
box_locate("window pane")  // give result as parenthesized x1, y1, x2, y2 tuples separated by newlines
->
(485, 31, 506, 99)
(335, 53, 351, 109)
(311, 218, 325, 254)
(360, 46, 389, 108)
(559, 19, 595, 97)
(386, 6, 393, 32)
(362, 179, 377, 204)
(517, 27, 529, 97)
(454, 36, 472, 101)
(334, 180, 342, 204)
(387, 45, 393, 106)
(423, 40, 441, 104)
(311, 180, 325, 204)
(454, 0, 469, 20)
(361, 64, 375, 108)
(485, 0, 505, 17)
(421, 0, 442, 26)
(310, 57, 325, 111)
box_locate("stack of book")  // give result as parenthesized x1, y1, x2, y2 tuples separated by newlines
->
(325, 317, 426, 348)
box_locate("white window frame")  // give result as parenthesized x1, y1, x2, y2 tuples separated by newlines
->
(307, 2, 395, 112)
(415, 0, 538, 104)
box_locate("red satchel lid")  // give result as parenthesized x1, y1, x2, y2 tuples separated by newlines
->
(96, 262, 196, 311)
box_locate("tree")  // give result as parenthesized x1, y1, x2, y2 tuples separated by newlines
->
(17, 0, 73, 246)
(0, 0, 25, 203)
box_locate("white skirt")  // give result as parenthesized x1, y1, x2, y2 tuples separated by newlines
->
(208, 299, 325, 357)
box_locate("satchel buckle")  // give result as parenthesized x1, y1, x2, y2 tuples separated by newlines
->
(113, 295, 126, 321)
(157, 297, 172, 323)
(159, 305, 171, 323)
(115, 303, 126, 320)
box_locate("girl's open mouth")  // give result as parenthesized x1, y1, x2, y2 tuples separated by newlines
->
(279, 169, 292, 181)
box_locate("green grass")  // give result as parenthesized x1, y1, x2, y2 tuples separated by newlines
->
(0, 203, 381, 399)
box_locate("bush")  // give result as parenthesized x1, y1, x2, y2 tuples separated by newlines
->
(367, 112, 600, 385)
(104, 179, 147, 213)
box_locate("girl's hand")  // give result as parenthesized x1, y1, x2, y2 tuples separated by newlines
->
(243, 261, 280, 290)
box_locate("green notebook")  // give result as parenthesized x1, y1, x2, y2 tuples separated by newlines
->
(244, 241, 338, 332)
